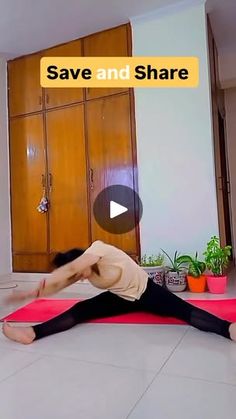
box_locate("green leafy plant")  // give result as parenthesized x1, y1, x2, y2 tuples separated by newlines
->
(141, 253, 164, 267)
(203, 236, 231, 276)
(161, 250, 186, 273)
(176, 252, 206, 278)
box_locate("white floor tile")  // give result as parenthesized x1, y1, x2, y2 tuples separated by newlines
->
(128, 374, 236, 419)
(0, 348, 41, 383)
(1, 271, 236, 419)
(161, 328, 236, 385)
(0, 355, 154, 419)
(0, 323, 188, 372)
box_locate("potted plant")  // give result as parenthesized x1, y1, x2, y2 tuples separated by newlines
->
(141, 253, 165, 286)
(203, 236, 231, 294)
(161, 250, 187, 292)
(176, 253, 206, 293)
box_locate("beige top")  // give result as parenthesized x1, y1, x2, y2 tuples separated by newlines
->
(84, 241, 148, 301)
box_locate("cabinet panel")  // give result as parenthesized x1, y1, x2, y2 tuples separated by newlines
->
(8, 54, 42, 116)
(10, 115, 47, 253)
(84, 25, 129, 99)
(13, 254, 50, 273)
(44, 40, 83, 109)
(46, 105, 90, 251)
(87, 94, 137, 254)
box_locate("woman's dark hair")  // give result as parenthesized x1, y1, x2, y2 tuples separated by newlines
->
(52, 248, 85, 268)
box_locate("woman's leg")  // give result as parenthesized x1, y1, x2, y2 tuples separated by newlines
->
(3, 291, 137, 344)
(139, 280, 233, 340)
(33, 291, 137, 340)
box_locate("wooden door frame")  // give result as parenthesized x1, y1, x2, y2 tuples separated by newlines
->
(207, 17, 233, 253)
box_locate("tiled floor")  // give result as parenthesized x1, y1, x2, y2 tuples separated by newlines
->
(0, 272, 236, 419)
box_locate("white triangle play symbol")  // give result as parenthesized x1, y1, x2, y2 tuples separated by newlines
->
(110, 200, 128, 219)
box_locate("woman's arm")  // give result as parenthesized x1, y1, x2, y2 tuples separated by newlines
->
(6, 253, 99, 303)
(39, 252, 99, 296)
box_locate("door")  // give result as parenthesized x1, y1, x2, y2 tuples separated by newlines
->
(84, 25, 130, 100)
(208, 18, 232, 248)
(10, 115, 47, 253)
(46, 105, 90, 251)
(44, 40, 83, 109)
(86, 93, 138, 254)
(8, 54, 42, 116)
(217, 111, 232, 247)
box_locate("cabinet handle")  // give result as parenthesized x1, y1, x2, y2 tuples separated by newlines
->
(46, 94, 49, 104)
(41, 174, 46, 188)
(48, 173, 52, 191)
(39, 96, 42, 106)
(89, 168, 94, 190)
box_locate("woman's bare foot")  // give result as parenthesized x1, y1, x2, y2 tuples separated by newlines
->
(2, 322, 35, 344)
(229, 323, 236, 342)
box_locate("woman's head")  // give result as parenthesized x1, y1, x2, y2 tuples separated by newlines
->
(53, 248, 85, 268)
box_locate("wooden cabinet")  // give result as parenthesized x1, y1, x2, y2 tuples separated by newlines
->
(86, 93, 137, 254)
(8, 54, 42, 117)
(44, 40, 83, 109)
(10, 115, 47, 254)
(84, 25, 130, 99)
(8, 24, 139, 272)
(46, 105, 90, 251)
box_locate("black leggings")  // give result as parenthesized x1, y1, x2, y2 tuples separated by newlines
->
(33, 279, 231, 340)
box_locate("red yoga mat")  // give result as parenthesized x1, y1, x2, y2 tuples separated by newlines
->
(2, 298, 236, 324)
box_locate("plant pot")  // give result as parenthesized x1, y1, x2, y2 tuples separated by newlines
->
(165, 270, 187, 292)
(187, 275, 206, 293)
(142, 266, 165, 286)
(206, 275, 227, 294)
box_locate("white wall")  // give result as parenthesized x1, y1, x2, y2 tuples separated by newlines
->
(131, 1, 219, 257)
(225, 88, 236, 257)
(0, 58, 11, 274)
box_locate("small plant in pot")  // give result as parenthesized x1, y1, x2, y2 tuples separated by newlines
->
(176, 253, 206, 293)
(161, 250, 187, 292)
(141, 254, 165, 286)
(203, 236, 231, 294)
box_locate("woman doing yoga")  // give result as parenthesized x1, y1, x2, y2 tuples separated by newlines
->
(3, 241, 236, 344)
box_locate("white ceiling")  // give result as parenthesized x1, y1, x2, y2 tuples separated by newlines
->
(0, 0, 235, 58)
(0, 0, 182, 58)
(207, 0, 236, 53)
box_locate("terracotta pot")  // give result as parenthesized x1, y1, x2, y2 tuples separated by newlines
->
(165, 271, 187, 292)
(187, 275, 206, 293)
(206, 275, 227, 294)
(142, 266, 165, 286)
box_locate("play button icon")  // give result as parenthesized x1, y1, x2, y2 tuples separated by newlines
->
(110, 201, 128, 219)
(93, 185, 143, 234)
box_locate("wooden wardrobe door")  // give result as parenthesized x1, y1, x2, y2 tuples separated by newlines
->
(10, 115, 47, 253)
(46, 105, 90, 251)
(8, 54, 42, 117)
(44, 40, 83, 109)
(87, 94, 137, 254)
(84, 25, 129, 100)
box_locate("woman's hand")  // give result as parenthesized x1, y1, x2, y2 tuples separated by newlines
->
(4, 252, 96, 305)
(4, 288, 37, 304)
(4, 278, 47, 304)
